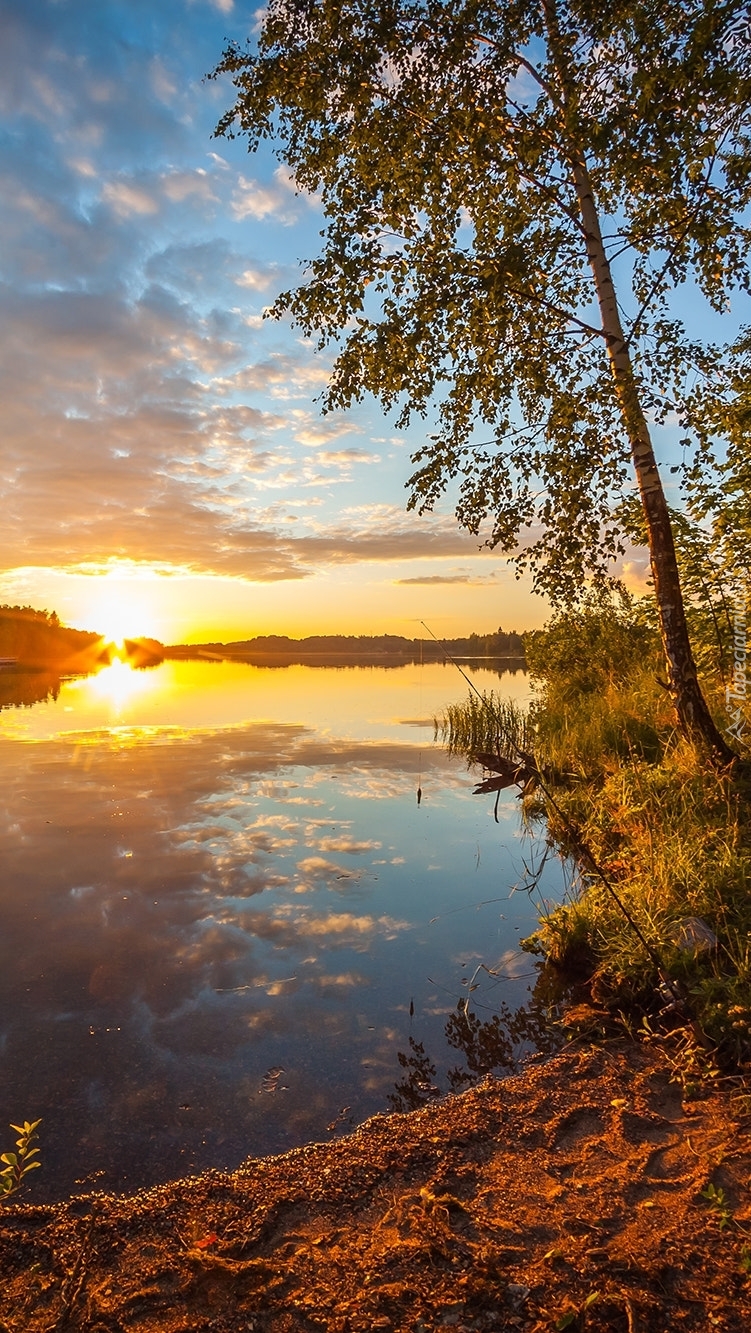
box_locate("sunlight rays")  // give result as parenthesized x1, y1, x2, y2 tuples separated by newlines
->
(82, 657, 159, 712)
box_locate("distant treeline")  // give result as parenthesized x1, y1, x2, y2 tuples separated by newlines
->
(166, 628, 525, 663)
(446, 629, 525, 658)
(0, 605, 526, 674)
(0, 604, 103, 669)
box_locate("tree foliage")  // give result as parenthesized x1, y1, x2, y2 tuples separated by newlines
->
(523, 583, 659, 696)
(0, 605, 99, 667)
(214, 0, 750, 597)
(681, 326, 751, 591)
(213, 0, 751, 760)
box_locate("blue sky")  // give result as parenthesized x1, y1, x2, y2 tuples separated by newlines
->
(0, 0, 545, 642)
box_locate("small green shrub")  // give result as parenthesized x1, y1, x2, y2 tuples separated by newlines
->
(0, 1119, 42, 1202)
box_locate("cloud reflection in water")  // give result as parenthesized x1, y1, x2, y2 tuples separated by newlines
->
(0, 676, 563, 1200)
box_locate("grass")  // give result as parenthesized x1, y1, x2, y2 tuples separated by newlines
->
(435, 690, 532, 762)
(528, 741, 751, 1059)
(436, 589, 751, 1069)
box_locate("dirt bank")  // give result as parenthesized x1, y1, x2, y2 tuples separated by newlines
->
(1, 1043, 750, 1332)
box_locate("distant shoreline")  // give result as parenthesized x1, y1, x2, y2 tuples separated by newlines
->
(164, 647, 527, 665)
(0, 607, 528, 674)
(0, 648, 526, 708)
(163, 631, 526, 669)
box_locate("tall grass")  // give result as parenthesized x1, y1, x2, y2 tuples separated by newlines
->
(438, 587, 751, 1066)
(435, 691, 532, 761)
(528, 742, 751, 1056)
(523, 585, 672, 776)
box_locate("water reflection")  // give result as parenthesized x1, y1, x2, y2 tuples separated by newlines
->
(82, 657, 161, 712)
(389, 966, 566, 1112)
(1, 656, 530, 741)
(0, 660, 565, 1200)
(0, 668, 63, 711)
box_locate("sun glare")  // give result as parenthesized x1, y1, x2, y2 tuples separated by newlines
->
(80, 572, 164, 645)
(87, 658, 157, 712)
(93, 607, 148, 647)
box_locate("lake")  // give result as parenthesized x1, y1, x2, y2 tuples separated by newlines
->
(0, 658, 568, 1201)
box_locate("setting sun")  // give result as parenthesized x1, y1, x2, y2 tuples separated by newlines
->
(81, 574, 164, 646)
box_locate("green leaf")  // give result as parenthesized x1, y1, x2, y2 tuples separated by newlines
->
(211, 0, 751, 760)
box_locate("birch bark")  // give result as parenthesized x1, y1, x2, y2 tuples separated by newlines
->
(542, 0, 736, 764)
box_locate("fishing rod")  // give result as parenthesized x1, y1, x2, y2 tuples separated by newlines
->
(420, 619, 679, 990)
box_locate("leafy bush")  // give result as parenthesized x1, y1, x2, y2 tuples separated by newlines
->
(523, 584, 660, 699)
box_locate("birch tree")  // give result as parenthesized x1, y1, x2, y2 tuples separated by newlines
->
(213, 0, 751, 764)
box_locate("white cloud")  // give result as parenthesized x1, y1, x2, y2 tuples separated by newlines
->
(68, 158, 98, 179)
(230, 165, 320, 225)
(231, 174, 298, 224)
(161, 168, 216, 205)
(311, 837, 382, 854)
(236, 267, 277, 291)
(103, 180, 160, 217)
(317, 448, 379, 467)
(293, 420, 353, 447)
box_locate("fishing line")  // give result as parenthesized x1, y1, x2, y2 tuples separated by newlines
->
(419, 619, 675, 986)
(429, 895, 510, 924)
(420, 619, 486, 710)
(417, 633, 423, 806)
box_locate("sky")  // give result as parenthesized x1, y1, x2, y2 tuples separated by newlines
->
(0, 0, 561, 644)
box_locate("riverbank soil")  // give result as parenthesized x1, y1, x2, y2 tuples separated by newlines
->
(1, 1044, 750, 1332)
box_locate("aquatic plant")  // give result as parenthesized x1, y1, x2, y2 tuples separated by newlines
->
(435, 691, 532, 765)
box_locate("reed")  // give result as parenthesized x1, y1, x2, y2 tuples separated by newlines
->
(438, 590, 751, 1065)
(435, 691, 532, 762)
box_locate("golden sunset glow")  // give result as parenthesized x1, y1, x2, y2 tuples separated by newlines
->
(75, 570, 167, 645)
(9, 657, 531, 744)
(0, 0, 559, 657)
(82, 658, 159, 712)
(0, 562, 549, 645)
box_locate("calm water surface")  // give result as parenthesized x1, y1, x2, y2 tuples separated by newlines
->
(0, 660, 567, 1200)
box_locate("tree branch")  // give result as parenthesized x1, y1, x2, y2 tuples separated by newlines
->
(471, 31, 558, 103)
(626, 124, 735, 344)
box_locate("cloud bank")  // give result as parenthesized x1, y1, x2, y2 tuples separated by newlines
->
(0, 0, 492, 597)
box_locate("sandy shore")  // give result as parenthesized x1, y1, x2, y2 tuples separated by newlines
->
(1, 1043, 750, 1332)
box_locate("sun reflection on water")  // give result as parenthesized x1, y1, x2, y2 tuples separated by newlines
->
(0, 659, 569, 1201)
(83, 658, 158, 712)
